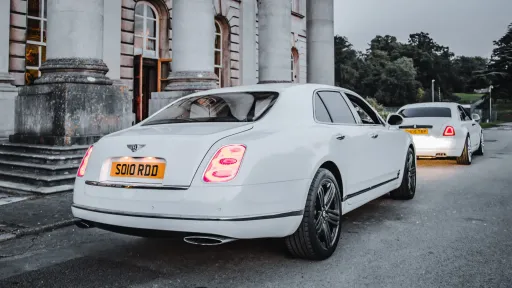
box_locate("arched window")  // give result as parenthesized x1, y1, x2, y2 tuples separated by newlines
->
(25, 0, 47, 85)
(214, 20, 223, 87)
(134, 2, 159, 58)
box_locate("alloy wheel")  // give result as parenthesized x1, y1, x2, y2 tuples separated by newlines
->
(407, 153, 416, 193)
(468, 137, 472, 162)
(314, 179, 341, 250)
(481, 133, 484, 153)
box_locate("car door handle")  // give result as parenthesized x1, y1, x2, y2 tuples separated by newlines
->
(370, 133, 379, 139)
(335, 134, 345, 140)
(472, 123, 476, 126)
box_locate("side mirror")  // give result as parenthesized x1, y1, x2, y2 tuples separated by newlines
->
(472, 114, 481, 122)
(387, 113, 404, 126)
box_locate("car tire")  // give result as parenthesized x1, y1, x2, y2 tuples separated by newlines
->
(285, 168, 342, 261)
(456, 135, 472, 165)
(474, 132, 484, 156)
(390, 147, 416, 200)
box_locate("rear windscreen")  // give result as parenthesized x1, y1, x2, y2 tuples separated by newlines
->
(398, 107, 452, 118)
(142, 91, 279, 126)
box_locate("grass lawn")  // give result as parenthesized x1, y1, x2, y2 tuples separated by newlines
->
(454, 93, 484, 104)
(480, 121, 504, 129)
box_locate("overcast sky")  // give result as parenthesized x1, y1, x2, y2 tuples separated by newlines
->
(333, 0, 512, 57)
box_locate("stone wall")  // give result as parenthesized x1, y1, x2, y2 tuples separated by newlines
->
(255, 1, 307, 83)
(120, 0, 241, 90)
(8, 0, 28, 87)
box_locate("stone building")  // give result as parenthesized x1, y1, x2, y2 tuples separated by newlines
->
(0, 0, 339, 139)
(0, 0, 334, 194)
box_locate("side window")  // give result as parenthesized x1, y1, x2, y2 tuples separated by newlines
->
(317, 91, 357, 124)
(349, 100, 375, 124)
(344, 92, 383, 125)
(461, 106, 471, 121)
(314, 94, 332, 122)
(458, 106, 470, 121)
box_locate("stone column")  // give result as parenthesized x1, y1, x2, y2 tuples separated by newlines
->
(150, 0, 217, 115)
(306, 0, 334, 85)
(0, 0, 18, 139)
(257, 0, 291, 83)
(103, 0, 122, 83)
(240, 0, 257, 85)
(10, 0, 132, 146)
(164, 0, 217, 92)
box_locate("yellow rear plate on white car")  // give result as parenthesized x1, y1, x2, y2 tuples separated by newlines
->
(110, 158, 166, 179)
(404, 128, 428, 135)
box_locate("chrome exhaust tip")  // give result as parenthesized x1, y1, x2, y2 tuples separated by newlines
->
(75, 220, 94, 229)
(183, 235, 236, 246)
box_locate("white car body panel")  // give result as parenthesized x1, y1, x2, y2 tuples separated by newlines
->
(395, 102, 483, 158)
(72, 83, 413, 239)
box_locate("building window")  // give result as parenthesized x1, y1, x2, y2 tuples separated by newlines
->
(134, 2, 159, 58)
(25, 0, 47, 85)
(214, 20, 222, 87)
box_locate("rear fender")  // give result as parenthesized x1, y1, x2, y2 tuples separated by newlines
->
(310, 157, 347, 200)
(190, 127, 317, 187)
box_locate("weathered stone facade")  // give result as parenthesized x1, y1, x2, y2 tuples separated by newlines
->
(1, 0, 336, 142)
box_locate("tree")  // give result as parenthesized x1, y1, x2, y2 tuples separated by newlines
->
(334, 35, 363, 90)
(375, 57, 421, 106)
(482, 23, 512, 100)
(332, 29, 502, 107)
(451, 56, 490, 93)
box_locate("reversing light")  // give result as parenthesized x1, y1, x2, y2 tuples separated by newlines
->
(443, 126, 455, 136)
(203, 144, 246, 183)
(77, 146, 93, 177)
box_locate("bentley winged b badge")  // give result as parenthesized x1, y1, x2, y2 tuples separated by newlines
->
(127, 144, 146, 152)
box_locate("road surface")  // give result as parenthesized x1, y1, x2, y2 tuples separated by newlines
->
(1, 129, 511, 288)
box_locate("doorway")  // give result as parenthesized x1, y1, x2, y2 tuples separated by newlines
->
(133, 55, 158, 123)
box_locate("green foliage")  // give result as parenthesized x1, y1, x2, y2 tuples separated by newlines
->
(480, 23, 512, 100)
(416, 87, 425, 102)
(365, 97, 390, 119)
(454, 93, 485, 104)
(334, 31, 497, 106)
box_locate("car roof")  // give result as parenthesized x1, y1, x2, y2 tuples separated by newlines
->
(184, 83, 352, 97)
(399, 102, 461, 110)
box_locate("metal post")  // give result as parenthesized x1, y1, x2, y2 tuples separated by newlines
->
(489, 85, 493, 123)
(439, 86, 441, 101)
(431, 79, 435, 102)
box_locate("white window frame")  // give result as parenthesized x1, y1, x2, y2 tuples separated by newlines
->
(26, 0, 47, 83)
(134, 1, 159, 59)
(214, 20, 222, 87)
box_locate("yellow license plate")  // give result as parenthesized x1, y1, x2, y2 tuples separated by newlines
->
(110, 162, 166, 179)
(404, 128, 429, 135)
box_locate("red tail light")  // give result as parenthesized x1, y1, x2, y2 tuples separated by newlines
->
(443, 126, 455, 136)
(203, 144, 246, 183)
(77, 146, 93, 177)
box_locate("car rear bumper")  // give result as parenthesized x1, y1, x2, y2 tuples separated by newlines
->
(72, 205, 303, 239)
(72, 179, 310, 239)
(412, 135, 465, 157)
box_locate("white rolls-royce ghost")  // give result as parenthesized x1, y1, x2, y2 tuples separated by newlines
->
(390, 102, 483, 165)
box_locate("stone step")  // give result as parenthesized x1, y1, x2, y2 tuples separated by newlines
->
(0, 159, 79, 176)
(0, 150, 84, 165)
(0, 168, 76, 188)
(0, 142, 89, 155)
(0, 179, 74, 195)
(0, 142, 86, 195)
